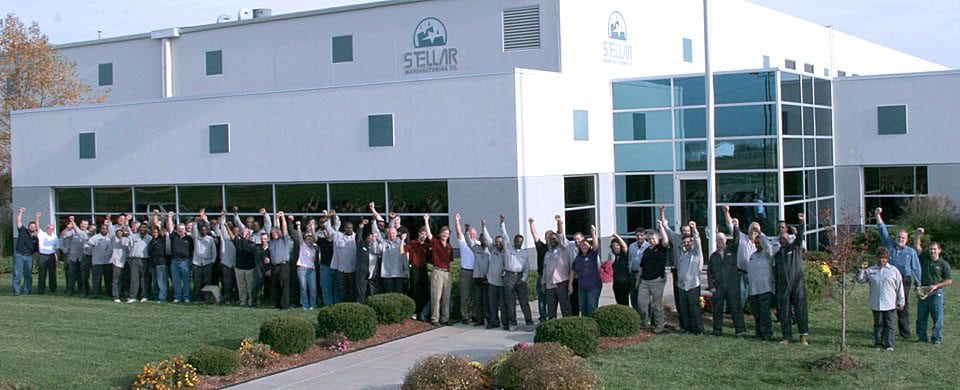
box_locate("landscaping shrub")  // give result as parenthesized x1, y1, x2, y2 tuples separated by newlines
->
(366, 293, 416, 324)
(315, 302, 378, 341)
(496, 342, 577, 389)
(804, 260, 832, 301)
(534, 317, 600, 357)
(187, 346, 239, 376)
(237, 338, 279, 369)
(131, 355, 199, 389)
(401, 353, 487, 390)
(522, 361, 601, 390)
(258, 316, 315, 355)
(590, 304, 642, 337)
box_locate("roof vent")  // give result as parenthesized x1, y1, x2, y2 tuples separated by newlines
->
(253, 9, 272, 18)
(503, 6, 541, 51)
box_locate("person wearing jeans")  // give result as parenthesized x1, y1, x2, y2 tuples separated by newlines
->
(166, 211, 195, 303)
(914, 232, 953, 344)
(294, 220, 319, 309)
(570, 225, 601, 317)
(12, 208, 40, 296)
(147, 216, 169, 302)
(36, 222, 60, 294)
(857, 247, 904, 350)
(87, 220, 114, 299)
(60, 217, 90, 296)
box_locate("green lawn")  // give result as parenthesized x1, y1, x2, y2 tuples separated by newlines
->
(0, 272, 316, 389)
(588, 285, 956, 388)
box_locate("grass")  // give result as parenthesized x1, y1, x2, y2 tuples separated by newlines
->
(588, 285, 957, 388)
(0, 270, 315, 389)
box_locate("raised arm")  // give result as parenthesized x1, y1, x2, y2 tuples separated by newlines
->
(261, 208, 273, 233)
(723, 205, 735, 233)
(232, 206, 248, 233)
(657, 220, 669, 247)
(453, 213, 464, 241)
(34, 211, 41, 230)
(915, 227, 924, 252)
(293, 219, 304, 244)
(423, 214, 433, 240)
(690, 221, 702, 254)
(555, 215, 568, 246)
(278, 211, 288, 236)
(787, 214, 806, 249)
(528, 218, 540, 244)
(499, 215, 509, 238)
(369, 202, 384, 222)
(590, 225, 599, 251)
(481, 220, 492, 247)
(166, 211, 175, 233)
(612, 232, 627, 251)
(400, 232, 409, 254)
(16, 207, 24, 228)
(875, 207, 894, 248)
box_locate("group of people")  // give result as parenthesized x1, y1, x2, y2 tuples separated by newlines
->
(9, 203, 951, 346)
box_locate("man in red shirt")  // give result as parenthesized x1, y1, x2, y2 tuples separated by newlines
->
(406, 224, 432, 321)
(425, 214, 454, 325)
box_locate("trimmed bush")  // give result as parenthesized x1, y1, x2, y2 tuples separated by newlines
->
(188, 346, 239, 376)
(522, 361, 600, 390)
(366, 293, 416, 324)
(258, 316, 315, 355)
(590, 304, 642, 337)
(804, 260, 831, 301)
(533, 317, 600, 357)
(237, 338, 279, 368)
(402, 353, 487, 390)
(316, 302, 378, 341)
(496, 342, 577, 389)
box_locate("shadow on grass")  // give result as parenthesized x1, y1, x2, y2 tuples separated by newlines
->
(211, 338, 245, 350)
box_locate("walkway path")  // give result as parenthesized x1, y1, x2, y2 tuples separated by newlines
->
(232, 280, 662, 389)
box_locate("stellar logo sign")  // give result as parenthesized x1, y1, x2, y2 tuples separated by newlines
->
(403, 17, 459, 74)
(602, 11, 633, 66)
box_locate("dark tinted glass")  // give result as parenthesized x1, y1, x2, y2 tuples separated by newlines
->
(616, 206, 668, 234)
(388, 181, 448, 213)
(783, 171, 804, 202)
(715, 104, 777, 137)
(814, 77, 832, 106)
(817, 169, 834, 198)
(783, 139, 802, 168)
(564, 176, 595, 208)
(94, 187, 132, 213)
(816, 139, 833, 166)
(615, 174, 673, 204)
(614, 110, 672, 141)
(276, 184, 328, 214)
(801, 76, 813, 104)
(615, 143, 673, 172)
(677, 141, 706, 171)
(780, 72, 801, 103)
(178, 185, 223, 213)
(79, 133, 96, 159)
(815, 108, 832, 136)
(717, 173, 777, 203)
(332, 35, 353, 63)
(134, 186, 176, 214)
(205, 50, 223, 75)
(56, 188, 91, 212)
(676, 108, 706, 138)
(564, 208, 596, 238)
(803, 106, 815, 135)
(98, 63, 113, 86)
(209, 124, 229, 153)
(225, 185, 272, 214)
(330, 183, 385, 213)
(782, 104, 802, 135)
(673, 76, 705, 106)
(714, 72, 776, 104)
(715, 138, 777, 170)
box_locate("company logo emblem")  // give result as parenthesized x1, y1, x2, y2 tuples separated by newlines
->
(608, 11, 627, 41)
(404, 17, 459, 74)
(414, 17, 447, 48)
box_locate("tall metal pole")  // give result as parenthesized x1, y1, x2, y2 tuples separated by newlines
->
(703, 0, 717, 253)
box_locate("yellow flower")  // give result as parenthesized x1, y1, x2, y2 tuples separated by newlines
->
(819, 263, 832, 278)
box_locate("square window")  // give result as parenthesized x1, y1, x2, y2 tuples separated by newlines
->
(682, 38, 693, 63)
(837, 70, 847, 77)
(784, 59, 796, 70)
(98, 63, 113, 86)
(332, 35, 353, 63)
(877, 105, 907, 135)
(369, 114, 394, 147)
(206, 50, 223, 75)
(79, 132, 96, 159)
(209, 124, 230, 153)
(573, 110, 589, 141)
(804, 63, 814, 73)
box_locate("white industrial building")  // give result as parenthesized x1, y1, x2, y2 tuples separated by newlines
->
(10, 0, 949, 245)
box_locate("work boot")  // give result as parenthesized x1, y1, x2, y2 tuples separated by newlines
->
(780, 338, 792, 345)
(799, 335, 809, 346)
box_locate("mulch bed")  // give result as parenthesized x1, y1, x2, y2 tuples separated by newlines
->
(198, 320, 435, 389)
(600, 331, 654, 350)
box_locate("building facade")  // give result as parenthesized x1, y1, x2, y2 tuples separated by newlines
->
(11, 0, 947, 244)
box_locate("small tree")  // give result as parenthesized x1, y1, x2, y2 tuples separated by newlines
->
(813, 208, 870, 371)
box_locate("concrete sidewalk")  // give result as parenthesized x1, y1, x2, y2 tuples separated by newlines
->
(231, 279, 662, 389)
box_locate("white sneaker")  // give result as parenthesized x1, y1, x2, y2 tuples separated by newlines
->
(113, 299, 121, 303)
(173, 299, 180, 303)
(126, 299, 136, 304)
(140, 298, 148, 303)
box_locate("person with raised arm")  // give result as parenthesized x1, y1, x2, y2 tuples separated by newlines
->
(293, 218, 319, 310)
(87, 217, 114, 300)
(127, 218, 152, 303)
(626, 227, 649, 313)
(233, 207, 272, 244)
(610, 232, 632, 306)
(426, 214, 455, 325)
(541, 215, 574, 319)
(637, 221, 670, 333)
(666, 219, 704, 334)
(406, 217, 433, 321)
(775, 213, 809, 345)
(267, 211, 293, 309)
(61, 216, 91, 296)
(453, 212, 478, 325)
(460, 216, 491, 328)
(166, 211, 194, 303)
(12, 208, 40, 295)
(190, 209, 217, 303)
(660, 205, 691, 330)
(708, 207, 746, 337)
(501, 215, 534, 330)
(875, 207, 922, 339)
(216, 211, 239, 304)
(147, 211, 170, 302)
(857, 247, 905, 351)
(373, 203, 409, 294)
(325, 208, 357, 304)
(570, 225, 602, 316)
(745, 222, 777, 340)
(528, 217, 550, 322)
(35, 216, 59, 295)
(914, 227, 953, 345)
(108, 223, 132, 303)
(354, 218, 379, 301)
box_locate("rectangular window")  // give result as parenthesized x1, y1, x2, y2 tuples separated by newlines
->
(56, 188, 92, 213)
(205, 50, 223, 75)
(614, 142, 673, 172)
(823, 68, 830, 77)
(79, 132, 96, 159)
(682, 38, 693, 62)
(573, 110, 589, 141)
(209, 124, 230, 153)
(614, 110, 671, 141)
(784, 59, 796, 70)
(564, 176, 596, 238)
(98, 63, 113, 86)
(332, 35, 353, 63)
(713, 72, 776, 104)
(837, 70, 847, 77)
(368, 114, 394, 147)
(877, 105, 907, 135)
(804, 63, 815, 74)
(615, 174, 674, 204)
(613, 79, 672, 109)
(864, 166, 927, 221)
(715, 104, 777, 137)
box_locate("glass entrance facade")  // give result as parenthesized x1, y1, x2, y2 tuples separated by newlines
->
(613, 70, 835, 248)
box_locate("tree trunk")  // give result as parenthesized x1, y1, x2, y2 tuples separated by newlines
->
(840, 270, 847, 353)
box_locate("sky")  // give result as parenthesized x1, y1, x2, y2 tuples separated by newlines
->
(4, 0, 958, 69)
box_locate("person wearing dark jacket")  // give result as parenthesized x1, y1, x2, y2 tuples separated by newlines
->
(708, 214, 747, 336)
(233, 230, 258, 306)
(774, 213, 808, 345)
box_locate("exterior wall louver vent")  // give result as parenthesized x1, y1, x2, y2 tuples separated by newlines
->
(503, 6, 541, 51)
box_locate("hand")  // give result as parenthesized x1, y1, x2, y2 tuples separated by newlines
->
(36, 212, 42, 219)
(723, 205, 730, 213)
(861, 261, 869, 269)
(423, 214, 430, 221)
(295, 221, 301, 226)
(220, 209, 227, 217)
(731, 218, 740, 228)
(930, 285, 939, 293)
(875, 207, 882, 216)
(798, 213, 806, 223)
(656, 220, 663, 227)
(199, 208, 205, 216)
(528, 217, 534, 223)
(329, 209, 337, 217)
(554, 215, 562, 222)
(68, 215, 75, 222)
(401, 233, 408, 242)
(590, 224, 597, 232)
(917, 227, 925, 235)
(454, 213, 461, 222)
(260, 208, 267, 214)
(287, 215, 294, 222)
(361, 219, 369, 226)
(658, 205, 666, 212)
(689, 221, 697, 230)
(19, 207, 25, 213)
(277, 211, 284, 218)
(500, 214, 506, 223)
(232, 206, 239, 213)
(368, 202, 376, 210)
(167, 211, 175, 217)
(481, 219, 487, 226)
(896, 304, 904, 311)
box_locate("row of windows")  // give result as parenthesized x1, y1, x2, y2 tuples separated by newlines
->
(615, 138, 781, 172)
(614, 104, 832, 141)
(863, 165, 927, 222)
(54, 181, 449, 216)
(781, 58, 849, 78)
(77, 114, 396, 159)
(96, 35, 356, 86)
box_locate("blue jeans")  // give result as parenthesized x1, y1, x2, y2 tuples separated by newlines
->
(171, 259, 191, 302)
(917, 290, 945, 343)
(319, 265, 335, 307)
(13, 253, 34, 295)
(578, 287, 601, 316)
(536, 274, 547, 321)
(297, 267, 318, 309)
(154, 264, 169, 302)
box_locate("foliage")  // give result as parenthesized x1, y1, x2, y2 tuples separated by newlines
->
(131, 355, 199, 390)
(1, 14, 107, 175)
(819, 208, 868, 354)
(534, 317, 600, 357)
(896, 195, 960, 268)
(522, 361, 601, 390)
(496, 342, 578, 389)
(187, 346, 239, 376)
(804, 260, 832, 301)
(236, 338, 279, 369)
(401, 353, 488, 390)
(322, 331, 351, 353)
(365, 292, 416, 324)
(590, 304, 642, 337)
(315, 302, 378, 341)
(258, 316, 315, 355)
